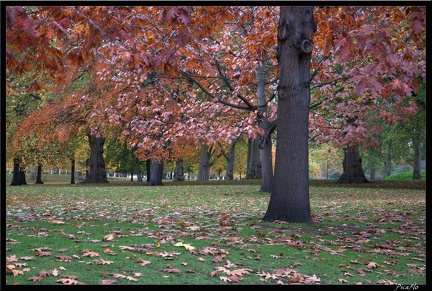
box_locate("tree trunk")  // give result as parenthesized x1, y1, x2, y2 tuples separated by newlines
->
(197, 144, 212, 181)
(246, 138, 262, 179)
(35, 164, 44, 184)
(260, 126, 273, 192)
(263, 6, 315, 223)
(256, 62, 274, 192)
(174, 159, 185, 181)
(412, 136, 422, 180)
(337, 145, 368, 183)
(10, 157, 27, 186)
(383, 139, 392, 178)
(148, 160, 164, 186)
(225, 141, 237, 180)
(136, 164, 143, 182)
(83, 134, 109, 183)
(71, 158, 76, 184)
(146, 160, 151, 182)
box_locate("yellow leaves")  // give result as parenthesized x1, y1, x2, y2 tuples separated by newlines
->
(147, 32, 155, 40)
(174, 241, 196, 250)
(49, 219, 65, 224)
(103, 234, 115, 241)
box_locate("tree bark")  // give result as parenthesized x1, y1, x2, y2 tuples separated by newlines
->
(225, 141, 237, 180)
(337, 145, 368, 183)
(256, 62, 274, 192)
(136, 164, 143, 182)
(71, 158, 76, 184)
(246, 138, 262, 179)
(384, 139, 392, 178)
(197, 144, 212, 181)
(263, 6, 315, 223)
(35, 164, 44, 184)
(174, 159, 185, 181)
(148, 160, 164, 186)
(259, 124, 273, 192)
(146, 160, 151, 182)
(83, 134, 109, 183)
(10, 157, 27, 186)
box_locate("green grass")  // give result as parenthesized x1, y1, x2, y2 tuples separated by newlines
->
(5, 179, 426, 285)
(384, 170, 426, 181)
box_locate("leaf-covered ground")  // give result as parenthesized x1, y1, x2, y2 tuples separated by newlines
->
(5, 183, 426, 285)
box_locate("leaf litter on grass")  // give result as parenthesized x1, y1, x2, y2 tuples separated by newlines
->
(6, 185, 426, 285)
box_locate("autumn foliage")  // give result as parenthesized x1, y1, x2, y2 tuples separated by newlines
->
(6, 6, 425, 166)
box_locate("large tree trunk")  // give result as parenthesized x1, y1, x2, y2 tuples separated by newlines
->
(263, 6, 315, 223)
(412, 136, 422, 180)
(70, 158, 76, 184)
(246, 138, 262, 179)
(83, 134, 109, 183)
(197, 144, 212, 181)
(35, 164, 44, 184)
(225, 141, 237, 180)
(10, 157, 27, 186)
(148, 160, 164, 186)
(146, 160, 151, 182)
(174, 159, 185, 181)
(338, 145, 368, 183)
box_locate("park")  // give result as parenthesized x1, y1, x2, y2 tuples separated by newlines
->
(5, 5, 426, 285)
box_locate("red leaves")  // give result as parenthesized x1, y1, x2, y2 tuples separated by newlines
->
(163, 264, 181, 273)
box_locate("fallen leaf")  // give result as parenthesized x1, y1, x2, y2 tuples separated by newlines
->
(367, 262, 379, 269)
(229, 274, 243, 282)
(212, 255, 224, 263)
(38, 271, 51, 277)
(210, 270, 218, 277)
(56, 256, 72, 262)
(103, 234, 115, 241)
(12, 269, 24, 277)
(101, 279, 117, 285)
(174, 242, 196, 250)
(49, 219, 65, 224)
(56, 278, 79, 285)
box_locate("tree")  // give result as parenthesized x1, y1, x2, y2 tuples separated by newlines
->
(81, 133, 109, 183)
(309, 6, 425, 183)
(148, 160, 164, 186)
(263, 6, 316, 223)
(6, 6, 425, 222)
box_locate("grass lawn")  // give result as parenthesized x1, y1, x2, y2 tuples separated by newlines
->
(4, 176, 426, 285)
